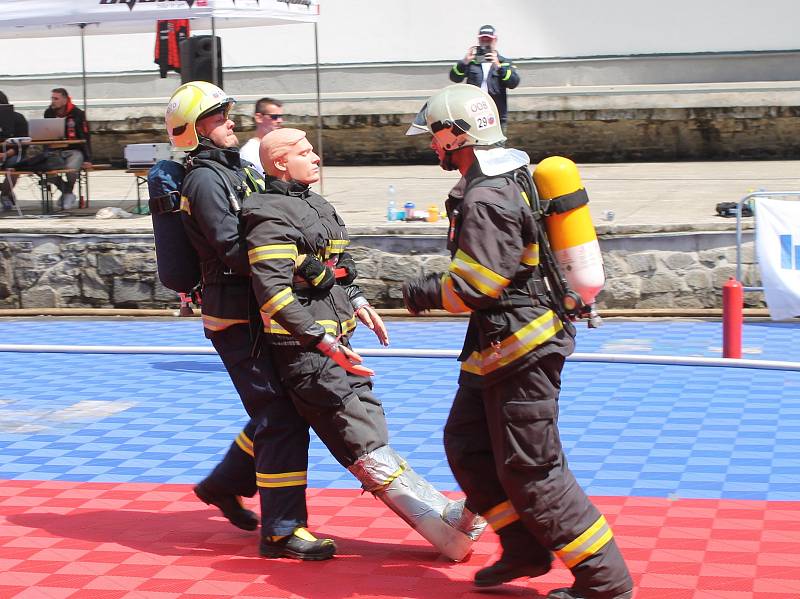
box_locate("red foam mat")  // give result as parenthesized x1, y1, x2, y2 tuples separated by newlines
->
(1, 481, 799, 598)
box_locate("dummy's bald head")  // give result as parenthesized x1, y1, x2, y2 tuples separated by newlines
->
(260, 128, 307, 177)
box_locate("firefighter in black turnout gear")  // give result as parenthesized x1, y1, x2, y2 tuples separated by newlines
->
(403, 84, 633, 599)
(165, 81, 335, 561)
(239, 127, 487, 562)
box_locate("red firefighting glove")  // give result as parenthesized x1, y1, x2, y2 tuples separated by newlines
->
(316, 333, 374, 377)
(297, 255, 336, 291)
(335, 252, 358, 286)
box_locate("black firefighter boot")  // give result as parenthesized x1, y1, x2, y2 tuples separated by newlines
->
(259, 527, 337, 561)
(474, 520, 554, 587)
(547, 588, 633, 599)
(194, 479, 259, 531)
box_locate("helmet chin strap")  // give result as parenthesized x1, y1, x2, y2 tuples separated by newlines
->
(197, 135, 238, 154)
(440, 150, 458, 171)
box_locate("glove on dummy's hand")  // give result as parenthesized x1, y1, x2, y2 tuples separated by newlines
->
(317, 333, 375, 377)
(402, 272, 443, 314)
(297, 255, 335, 292)
(335, 252, 358, 286)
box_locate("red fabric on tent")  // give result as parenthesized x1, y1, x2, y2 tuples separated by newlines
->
(155, 19, 191, 78)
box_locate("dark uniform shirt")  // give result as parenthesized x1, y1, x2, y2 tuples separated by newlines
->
(449, 53, 520, 124)
(241, 177, 366, 348)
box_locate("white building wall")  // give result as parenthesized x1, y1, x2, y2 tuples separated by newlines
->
(1, 0, 798, 77)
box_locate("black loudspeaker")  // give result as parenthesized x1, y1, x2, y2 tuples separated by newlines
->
(179, 35, 223, 86)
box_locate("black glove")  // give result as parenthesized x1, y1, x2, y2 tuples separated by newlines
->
(335, 252, 358, 286)
(296, 255, 335, 292)
(402, 272, 442, 314)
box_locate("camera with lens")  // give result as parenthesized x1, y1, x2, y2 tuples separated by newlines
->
(475, 45, 493, 62)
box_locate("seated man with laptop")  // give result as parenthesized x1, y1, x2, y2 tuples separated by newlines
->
(43, 87, 91, 209)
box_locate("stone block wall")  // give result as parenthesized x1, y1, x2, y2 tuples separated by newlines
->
(84, 105, 800, 166)
(0, 230, 764, 311)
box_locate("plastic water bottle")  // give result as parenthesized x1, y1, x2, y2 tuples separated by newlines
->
(386, 185, 396, 221)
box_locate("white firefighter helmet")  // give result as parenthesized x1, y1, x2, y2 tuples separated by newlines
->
(165, 81, 235, 152)
(406, 83, 506, 150)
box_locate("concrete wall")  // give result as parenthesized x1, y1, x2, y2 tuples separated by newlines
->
(0, 229, 764, 311)
(4, 50, 800, 165)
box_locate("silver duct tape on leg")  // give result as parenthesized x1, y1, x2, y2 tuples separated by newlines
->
(443, 497, 487, 541)
(348, 445, 483, 562)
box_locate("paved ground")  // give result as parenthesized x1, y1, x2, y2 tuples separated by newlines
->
(2, 160, 799, 233)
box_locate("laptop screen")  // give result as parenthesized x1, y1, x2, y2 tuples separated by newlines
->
(28, 118, 66, 141)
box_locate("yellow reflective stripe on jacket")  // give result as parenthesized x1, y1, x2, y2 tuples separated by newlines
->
(201, 314, 249, 331)
(521, 243, 540, 267)
(235, 429, 254, 457)
(311, 269, 326, 286)
(450, 249, 510, 299)
(325, 239, 349, 257)
(261, 287, 295, 317)
(555, 515, 613, 568)
(179, 195, 191, 215)
(452, 64, 465, 76)
(263, 316, 357, 337)
(248, 244, 298, 264)
(244, 167, 265, 192)
(441, 273, 472, 313)
(483, 500, 520, 531)
(256, 470, 308, 488)
(501, 64, 513, 81)
(461, 310, 563, 376)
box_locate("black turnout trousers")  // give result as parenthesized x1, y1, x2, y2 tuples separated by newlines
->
(267, 340, 389, 469)
(205, 324, 311, 537)
(443, 353, 632, 598)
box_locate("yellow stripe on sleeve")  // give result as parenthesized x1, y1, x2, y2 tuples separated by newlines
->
(260, 287, 295, 317)
(248, 244, 298, 264)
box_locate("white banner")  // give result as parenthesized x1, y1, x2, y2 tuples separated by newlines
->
(755, 197, 800, 320)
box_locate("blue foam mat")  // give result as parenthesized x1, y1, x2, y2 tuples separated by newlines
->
(0, 318, 798, 501)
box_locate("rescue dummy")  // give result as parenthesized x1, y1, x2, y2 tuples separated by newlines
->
(239, 128, 486, 561)
(402, 84, 633, 598)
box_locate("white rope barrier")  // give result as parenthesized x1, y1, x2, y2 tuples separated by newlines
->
(0, 343, 799, 371)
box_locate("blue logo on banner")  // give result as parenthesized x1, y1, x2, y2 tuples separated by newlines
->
(779, 235, 800, 270)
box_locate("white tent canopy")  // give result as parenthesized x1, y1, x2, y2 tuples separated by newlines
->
(0, 0, 326, 179)
(0, 0, 319, 38)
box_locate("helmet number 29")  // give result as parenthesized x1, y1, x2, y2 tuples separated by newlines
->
(466, 99, 495, 130)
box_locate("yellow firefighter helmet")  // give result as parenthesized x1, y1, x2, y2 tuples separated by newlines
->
(165, 81, 235, 152)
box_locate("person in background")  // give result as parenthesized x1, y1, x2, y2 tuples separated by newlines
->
(44, 88, 91, 209)
(449, 25, 520, 132)
(239, 97, 284, 176)
(0, 91, 28, 211)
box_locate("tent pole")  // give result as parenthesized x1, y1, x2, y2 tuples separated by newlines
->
(314, 22, 324, 195)
(211, 17, 218, 86)
(79, 23, 87, 113)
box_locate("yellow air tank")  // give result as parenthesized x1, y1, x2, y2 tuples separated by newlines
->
(532, 156, 605, 308)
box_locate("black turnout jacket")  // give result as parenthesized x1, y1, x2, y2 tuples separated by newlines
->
(241, 177, 366, 348)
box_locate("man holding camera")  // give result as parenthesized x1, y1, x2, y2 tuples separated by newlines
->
(449, 25, 519, 131)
